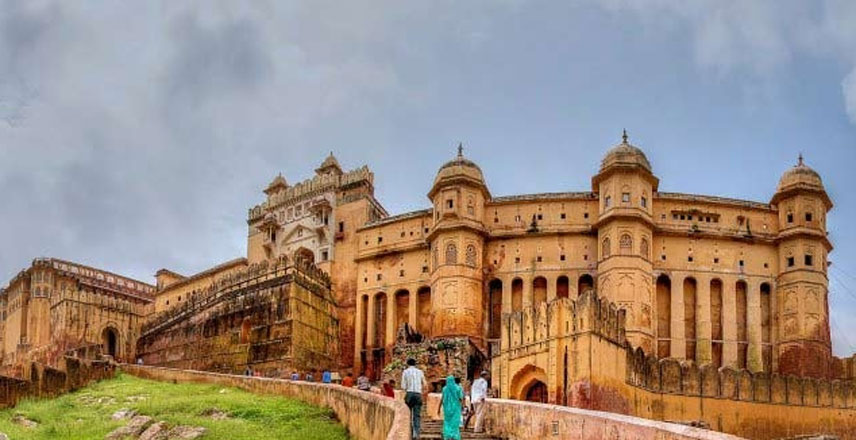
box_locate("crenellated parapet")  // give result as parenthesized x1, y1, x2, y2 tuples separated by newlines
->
(501, 291, 626, 357)
(625, 345, 856, 408)
(141, 255, 332, 338)
(248, 166, 374, 221)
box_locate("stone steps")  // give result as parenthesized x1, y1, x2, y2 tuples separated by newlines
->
(418, 420, 499, 440)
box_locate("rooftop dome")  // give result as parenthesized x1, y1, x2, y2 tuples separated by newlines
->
(600, 130, 652, 173)
(264, 173, 288, 195)
(777, 154, 824, 193)
(316, 152, 343, 175)
(430, 143, 489, 197)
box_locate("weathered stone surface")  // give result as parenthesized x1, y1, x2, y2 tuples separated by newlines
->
(139, 421, 170, 440)
(201, 408, 229, 420)
(106, 415, 153, 440)
(12, 414, 38, 428)
(111, 408, 138, 420)
(165, 426, 207, 439)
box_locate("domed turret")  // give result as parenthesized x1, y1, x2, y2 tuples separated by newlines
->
(776, 154, 825, 193)
(315, 152, 343, 176)
(772, 154, 831, 208)
(264, 173, 288, 195)
(600, 130, 653, 173)
(429, 143, 489, 198)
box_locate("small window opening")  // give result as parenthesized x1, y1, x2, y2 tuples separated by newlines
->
(560, 213, 566, 219)
(560, 254, 566, 261)
(806, 212, 813, 222)
(787, 257, 795, 267)
(787, 213, 793, 223)
(447, 199, 454, 209)
(805, 255, 813, 266)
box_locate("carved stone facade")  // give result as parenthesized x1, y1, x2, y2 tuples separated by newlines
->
(137, 257, 338, 374)
(0, 258, 154, 376)
(354, 138, 834, 387)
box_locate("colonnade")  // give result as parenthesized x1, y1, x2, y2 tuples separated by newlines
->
(656, 273, 773, 373)
(354, 286, 432, 354)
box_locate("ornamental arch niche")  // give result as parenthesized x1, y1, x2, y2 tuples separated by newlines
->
(295, 247, 315, 264)
(102, 326, 120, 359)
(487, 279, 502, 340)
(578, 274, 594, 296)
(510, 364, 548, 403)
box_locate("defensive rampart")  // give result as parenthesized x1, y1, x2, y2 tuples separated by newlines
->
(494, 292, 856, 439)
(137, 257, 339, 374)
(0, 353, 115, 408)
(121, 364, 410, 440)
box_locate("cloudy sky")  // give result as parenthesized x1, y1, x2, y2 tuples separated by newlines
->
(1, 1, 855, 354)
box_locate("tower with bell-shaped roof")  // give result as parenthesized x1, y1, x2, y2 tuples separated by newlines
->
(772, 154, 833, 378)
(426, 144, 491, 347)
(591, 131, 661, 356)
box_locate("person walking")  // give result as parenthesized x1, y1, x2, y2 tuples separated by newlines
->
(342, 372, 355, 387)
(470, 371, 489, 433)
(357, 371, 371, 391)
(321, 369, 332, 384)
(400, 358, 427, 439)
(438, 375, 463, 440)
(382, 379, 396, 398)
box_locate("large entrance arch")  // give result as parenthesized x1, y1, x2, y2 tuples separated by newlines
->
(510, 364, 549, 403)
(102, 327, 119, 359)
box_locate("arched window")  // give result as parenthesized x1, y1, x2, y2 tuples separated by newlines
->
(467, 196, 475, 216)
(465, 244, 477, 267)
(620, 234, 632, 250)
(602, 238, 611, 258)
(640, 238, 649, 259)
(445, 243, 458, 265)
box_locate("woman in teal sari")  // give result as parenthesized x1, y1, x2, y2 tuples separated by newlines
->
(439, 375, 463, 440)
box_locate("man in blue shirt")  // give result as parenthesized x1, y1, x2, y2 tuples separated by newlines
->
(322, 369, 332, 383)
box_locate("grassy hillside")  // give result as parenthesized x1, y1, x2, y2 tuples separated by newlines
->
(0, 372, 349, 440)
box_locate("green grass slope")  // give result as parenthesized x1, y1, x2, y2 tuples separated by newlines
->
(0, 372, 349, 440)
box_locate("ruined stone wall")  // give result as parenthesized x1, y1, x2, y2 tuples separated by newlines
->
(122, 364, 410, 440)
(136, 259, 339, 375)
(0, 353, 116, 408)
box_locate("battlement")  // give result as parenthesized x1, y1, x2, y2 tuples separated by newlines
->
(502, 291, 627, 352)
(141, 255, 332, 338)
(626, 346, 856, 408)
(248, 166, 374, 221)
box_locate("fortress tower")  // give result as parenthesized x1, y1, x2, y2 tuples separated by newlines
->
(426, 146, 491, 348)
(591, 132, 659, 356)
(771, 155, 833, 378)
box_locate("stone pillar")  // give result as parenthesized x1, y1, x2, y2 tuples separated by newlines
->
(522, 275, 533, 308)
(354, 294, 365, 368)
(722, 279, 738, 367)
(747, 280, 763, 373)
(386, 293, 396, 347)
(670, 273, 686, 359)
(366, 294, 376, 348)
(408, 289, 417, 330)
(696, 277, 713, 365)
(501, 277, 512, 351)
(547, 275, 557, 303)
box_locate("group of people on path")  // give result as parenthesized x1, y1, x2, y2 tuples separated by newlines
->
(401, 358, 490, 440)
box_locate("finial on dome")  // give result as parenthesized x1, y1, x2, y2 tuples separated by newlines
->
(622, 129, 628, 145)
(798, 152, 804, 166)
(457, 142, 463, 157)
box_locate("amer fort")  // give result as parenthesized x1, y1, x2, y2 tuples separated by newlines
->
(2, 134, 855, 439)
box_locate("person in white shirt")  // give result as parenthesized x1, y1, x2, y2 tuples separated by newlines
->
(470, 370, 489, 433)
(400, 358, 427, 439)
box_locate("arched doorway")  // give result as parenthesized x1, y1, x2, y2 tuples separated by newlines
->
(510, 364, 548, 403)
(578, 274, 594, 296)
(102, 327, 119, 358)
(524, 380, 548, 403)
(295, 247, 315, 264)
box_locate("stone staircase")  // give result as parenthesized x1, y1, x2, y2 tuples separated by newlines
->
(418, 417, 500, 440)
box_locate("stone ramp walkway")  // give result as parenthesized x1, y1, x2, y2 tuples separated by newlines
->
(418, 419, 500, 440)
